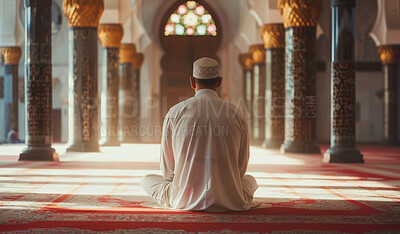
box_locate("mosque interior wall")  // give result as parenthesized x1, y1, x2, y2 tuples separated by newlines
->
(0, 0, 398, 144)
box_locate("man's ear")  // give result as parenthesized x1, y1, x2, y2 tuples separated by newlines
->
(216, 77, 223, 88)
(190, 77, 196, 90)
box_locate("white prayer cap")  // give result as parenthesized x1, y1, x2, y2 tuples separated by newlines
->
(193, 57, 220, 79)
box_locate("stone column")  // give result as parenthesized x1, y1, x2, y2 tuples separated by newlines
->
(131, 52, 144, 140)
(378, 45, 400, 145)
(98, 24, 123, 146)
(279, 0, 321, 154)
(261, 24, 286, 149)
(250, 44, 266, 145)
(19, 0, 58, 161)
(239, 53, 254, 136)
(1, 47, 21, 136)
(63, 0, 104, 152)
(324, 0, 363, 162)
(119, 44, 141, 143)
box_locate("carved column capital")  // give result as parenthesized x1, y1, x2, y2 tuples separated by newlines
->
(378, 45, 400, 64)
(98, 24, 124, 48)
(119, 44, 137, 64)
(278, 0, 322, 28)
(261, 23, 285, 49)
(332, 0, 355, 7)
(1, 47, 22, 65)
(250, 44, 266, 64)
(26, 0, 52, 7)
(239, 53, 253, 71)
(62, 0, 104, 27)
(132, 53, 144, 70)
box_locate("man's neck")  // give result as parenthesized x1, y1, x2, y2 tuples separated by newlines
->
(195, 87, 217, 93)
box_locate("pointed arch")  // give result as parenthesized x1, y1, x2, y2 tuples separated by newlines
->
(164, 1, 217, 36)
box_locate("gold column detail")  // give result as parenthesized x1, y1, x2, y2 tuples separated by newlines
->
(1, 47, 22, 65)
(132, 53, 144, 70)
(239, 53, 253, 71)
(98, 24, 124, 48)
(378, 45, 400, 64)
(261, 23, 285, 49)
(250, 44, 266, 64)
(62, 0, 104, 27)
(278, 0, 322, 28)
(119, 44, 137, 64)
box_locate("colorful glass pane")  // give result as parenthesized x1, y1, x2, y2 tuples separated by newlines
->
(195, 5, 205, 15)
(207, 24, 216, 35)
(201, 14, 211, 24)
(186, 27, 195, 35)
(177, 5, 187, 15)
(165, 24, 175, 36)
(184, 11, 198, 27)
(164, 1, 217, 36)
(170, 14, 180, 23)
(187, 1, 196, 9)
(196, 24, 206, 35)
(175, 24, 185, 35)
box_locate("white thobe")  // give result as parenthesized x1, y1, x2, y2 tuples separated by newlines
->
(144, 89, 258, 212)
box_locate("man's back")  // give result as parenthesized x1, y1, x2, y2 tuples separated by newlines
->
(161, 89, 254, 211)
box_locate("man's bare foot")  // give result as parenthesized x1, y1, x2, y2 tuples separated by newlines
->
(251, 201, 261, 208)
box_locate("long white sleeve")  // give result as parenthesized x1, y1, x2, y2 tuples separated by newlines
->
(160, 115, 175, 181)
(238, 118, 250, 177)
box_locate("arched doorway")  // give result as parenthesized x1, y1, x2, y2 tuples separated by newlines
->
(159, 0, 222, 116)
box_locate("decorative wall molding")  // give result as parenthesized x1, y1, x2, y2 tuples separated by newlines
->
(0, 0, 24, 46)
(370, 0, 400, 46)
(249, 9, 263, 27)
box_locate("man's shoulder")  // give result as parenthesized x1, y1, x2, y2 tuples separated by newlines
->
(166, 96, 246, 122)
(221, 99, 247, 120)
(166, 97, 195, 117)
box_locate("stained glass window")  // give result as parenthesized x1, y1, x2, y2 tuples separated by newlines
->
(164, 1, 217, 36)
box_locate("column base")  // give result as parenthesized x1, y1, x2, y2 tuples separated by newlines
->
(101, 139, 121, 147)
(121, 137, 142, 144)
(381, 139, 399, 146)
(323, 146, 364, 163)
(251, 138, 264, 146)
(67, 141, 100, 152)
(280, 141, 321, 154)
(19, 146, 59, 161)
(262, 139, 283, 149)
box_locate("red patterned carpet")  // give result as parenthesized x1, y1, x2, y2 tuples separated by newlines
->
(0, 144, 399, 233)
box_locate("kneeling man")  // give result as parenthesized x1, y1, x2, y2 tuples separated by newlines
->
(141, 57, 258, 212)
